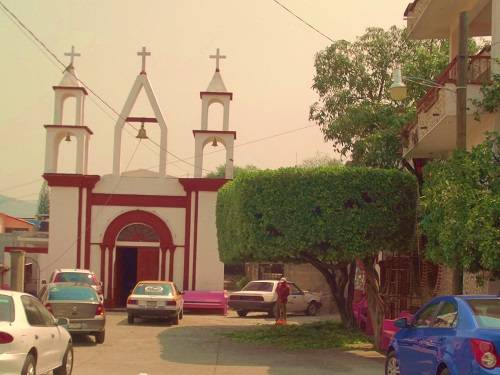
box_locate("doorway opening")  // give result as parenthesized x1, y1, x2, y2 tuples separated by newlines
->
(115, 247, 138, 307)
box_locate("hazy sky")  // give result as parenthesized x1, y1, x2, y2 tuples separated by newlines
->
(0, 0, 407, 200)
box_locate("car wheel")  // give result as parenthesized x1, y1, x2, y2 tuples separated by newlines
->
(95, 331, 105, 344)
(385, 351, 400, 375)
(54, 344, 74, 375)
(21, 353, 36, 375)
(179, 309, 184, 320)
(306, 302, 319, 316)
(172, 312, 180, 325)
(128, 314, 134, 324)
(237, 310, 248, 317)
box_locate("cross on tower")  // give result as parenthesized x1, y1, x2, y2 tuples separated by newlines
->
(209, 48, 226, 72)
(137, 46, 151, 73)
(64, 45, 81, 67)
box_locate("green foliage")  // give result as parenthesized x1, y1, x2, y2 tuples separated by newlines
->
(474, 72, 500, 120)
(300, 152, 342, 168)
(222, 321, 372, 351)
(206, 164, 259, 179)
(37, 181, 49, 216)
(217, 167, 417, 265)
(310, 26, 449, 168)
(421, 135, 500, 273)
(236, 276, 250, 291)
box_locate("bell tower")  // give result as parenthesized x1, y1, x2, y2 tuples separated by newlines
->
(44, 46, 92, 174)
(194, 48, 236, 178)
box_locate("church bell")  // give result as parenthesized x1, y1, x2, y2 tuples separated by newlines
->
(211, 137, 218, 147)
(64, 133, 71, 142)
(136, 123, 148, 139)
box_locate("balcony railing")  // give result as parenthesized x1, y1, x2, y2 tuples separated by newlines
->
(417, 55, 491, 113)
(402, 55, 491, 155)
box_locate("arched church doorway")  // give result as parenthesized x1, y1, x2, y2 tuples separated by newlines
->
(114, 224, 161, 306)
(102, 210, 175, 307)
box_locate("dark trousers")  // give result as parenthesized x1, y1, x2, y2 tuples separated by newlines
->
(277, 301, 287, 321)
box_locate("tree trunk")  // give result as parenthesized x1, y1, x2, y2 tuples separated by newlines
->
(302, 254, 355, 328)
(362, 256, 385, 350)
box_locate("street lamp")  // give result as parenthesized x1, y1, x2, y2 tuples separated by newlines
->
(389, 68, 407, 101)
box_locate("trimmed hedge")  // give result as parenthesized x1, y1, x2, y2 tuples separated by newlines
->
(216, 167, 418, 264)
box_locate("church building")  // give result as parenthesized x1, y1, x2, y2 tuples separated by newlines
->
(40, 47, 235, 307)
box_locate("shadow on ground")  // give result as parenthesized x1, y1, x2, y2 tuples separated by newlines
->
(157, 323, 384, 375)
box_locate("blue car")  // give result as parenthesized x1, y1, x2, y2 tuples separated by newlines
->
(386, 295, 500, 375)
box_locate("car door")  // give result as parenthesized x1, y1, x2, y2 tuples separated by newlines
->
(21, 295, 55, 373)
(32, 297, 67, 369)
(287, 284, 307, 313)
(416, 300, 458, 375)
(398, 300, 441, 375)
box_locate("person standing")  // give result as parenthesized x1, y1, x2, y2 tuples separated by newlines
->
(275, 277, 290, 323)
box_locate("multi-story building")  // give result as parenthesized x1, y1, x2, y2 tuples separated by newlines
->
(403, 0, 500, 295)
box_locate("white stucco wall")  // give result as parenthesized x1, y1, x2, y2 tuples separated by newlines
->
(41, 186, 80, 281)
(194, 191, 224, 291)
(94, 174, 186, 196)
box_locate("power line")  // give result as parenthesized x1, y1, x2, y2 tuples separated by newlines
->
(0, 0, 207, 173)
(0, 179, 41, 194)
(271, 0, 334, 43)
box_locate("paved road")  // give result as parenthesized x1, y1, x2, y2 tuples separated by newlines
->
(71, 311, 384, 375)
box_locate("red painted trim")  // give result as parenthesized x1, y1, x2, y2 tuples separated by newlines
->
(102, 210, 174, 249)
(169, 250, 175, 282)
(125, 117, 158, 123)
(76, 186, 83, 268)
(107, 247, 113, 306)
(100, 244, 106, 285)
(44, 125, 93, 135)
(192, 191, 199, 290)
(192, 130, 237, 139)
(91, 193, 187, 208)
(43, 173, 100, 188)
(84, 188, 92, 269)
(5, 247, 48, 254)
(160, 248, 167, 281)
(183, 192, 192, 290)
(52, 85, 88, 95)
(200, 91, 233, 100)
(179, 178, 229, 192)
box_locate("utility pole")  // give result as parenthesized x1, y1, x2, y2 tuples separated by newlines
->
(452, 11, 469, 294)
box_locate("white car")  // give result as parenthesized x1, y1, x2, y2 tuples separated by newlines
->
(0, 290, 73, 375)
(126, 281, 184, 325)
(228, 280, 322, 317)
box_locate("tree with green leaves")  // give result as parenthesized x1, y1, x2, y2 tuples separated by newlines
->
(37, 181, 49, 217)
(300, 152, 342, 168)
(310, 26, 450, 169)
(205, 164, 259, 179)
(217, 167, 417, 347)
(421, 135, 500, 278)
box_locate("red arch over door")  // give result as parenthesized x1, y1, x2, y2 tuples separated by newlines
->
(102, 210, 174, 249)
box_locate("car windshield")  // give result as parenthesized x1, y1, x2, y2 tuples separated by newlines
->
(54, 272, 96, 285)
(467, 299, 500, 329)
(133, 284, 173, 296)
(242, 282, 274, 292)
(0, 294, 14, 322)
(49, 286, 98, 302)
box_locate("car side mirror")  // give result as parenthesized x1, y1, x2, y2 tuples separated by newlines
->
(99, 281, 104, 287)
(394, 317, 410, 329)
(179, 291, 184, 295)
(41, 279, 47, 285)
(56, 317, 69, 327)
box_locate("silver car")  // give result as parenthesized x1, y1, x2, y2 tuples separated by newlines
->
(39, 283, 106, 344)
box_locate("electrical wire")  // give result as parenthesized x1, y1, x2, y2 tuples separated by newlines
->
(0, 0, 208, 174)
(0, 179, 41, 194)
(271, 0, 334, 43)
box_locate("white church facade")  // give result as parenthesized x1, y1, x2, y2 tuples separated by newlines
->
(40, 47, 235, 307)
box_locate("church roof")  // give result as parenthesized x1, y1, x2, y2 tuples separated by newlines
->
(206, 71, 228, 92)
(58, 65, 82, 88)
